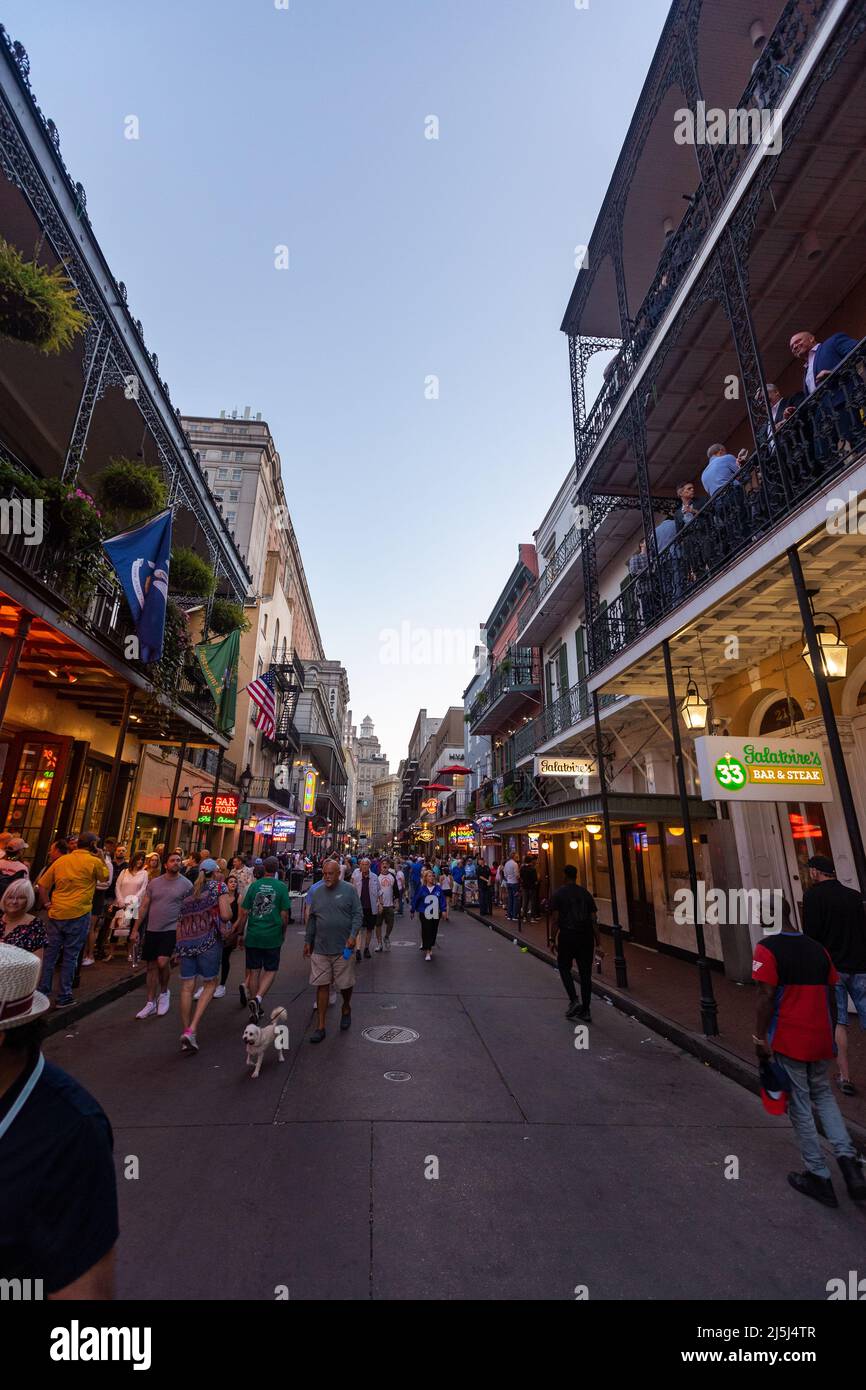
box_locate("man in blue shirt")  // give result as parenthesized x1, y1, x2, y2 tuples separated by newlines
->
(701, 443, 749, 496)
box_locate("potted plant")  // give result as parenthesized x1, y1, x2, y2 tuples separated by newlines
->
(208, 597, 250, 636)
(169, 545, 216, 598)
(96, 458, 167, 526)
(0, 238, 87, 353)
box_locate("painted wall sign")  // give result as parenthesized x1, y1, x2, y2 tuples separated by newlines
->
(534, 756, 594, 778)
(694, 736, 832, 802)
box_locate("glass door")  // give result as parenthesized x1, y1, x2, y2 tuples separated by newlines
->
(620, 825, 658, 947)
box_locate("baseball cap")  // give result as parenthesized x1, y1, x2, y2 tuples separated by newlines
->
(807, 854, 835, 875)
(4, 837, 28, 856)
(200, 858, 219, 873)
(759, 1058, 791, 1116)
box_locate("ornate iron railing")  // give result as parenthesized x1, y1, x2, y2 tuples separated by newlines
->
(468, 645, 540, 728)
(596, 337, 866, 669)
(573, 0, 831, 472)
(513, 684, 623, 760)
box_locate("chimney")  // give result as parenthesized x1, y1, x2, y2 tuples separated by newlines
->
(244, 406, 251, 419)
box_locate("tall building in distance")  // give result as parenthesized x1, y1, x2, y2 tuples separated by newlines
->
(372, 774, 401, 851)
(355, 715, 389, 839)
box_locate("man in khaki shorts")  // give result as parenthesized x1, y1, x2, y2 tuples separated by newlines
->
(304, 857, 363, 1044)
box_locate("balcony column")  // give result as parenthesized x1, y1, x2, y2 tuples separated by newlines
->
(164, 741, 188, 856)
(789, 546, 866, 900)
(608, 215, 632, 344)
(0, 609, 32, 730)
(62, 323, 111, 483)
(99, 684, 135, 839)
(200, 746, 225, 854)
(627, 398, 660, 568)
(592, 692, 627, 989)
(662, 639, 719, 1037)
(579, 485, 601, 672)
(676, 1, 725, 213)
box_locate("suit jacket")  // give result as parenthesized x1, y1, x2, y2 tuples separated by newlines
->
(804, 332, 858, 394)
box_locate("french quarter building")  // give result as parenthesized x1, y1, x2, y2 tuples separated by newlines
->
(480, 0, 866, 1026)
(0, 30, 252, 869)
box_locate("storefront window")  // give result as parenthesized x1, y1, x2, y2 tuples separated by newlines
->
(661, 825, 691, 908)
(70, 760, 110, 836)
(6, 742, 58, 852)
(589, 834, 610, 899)
(787, 802, 830, 888)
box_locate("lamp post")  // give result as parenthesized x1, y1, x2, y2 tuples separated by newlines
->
(174, 783, 193, 855)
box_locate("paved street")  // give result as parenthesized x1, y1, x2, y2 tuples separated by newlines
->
(43, 907, 866, 1302)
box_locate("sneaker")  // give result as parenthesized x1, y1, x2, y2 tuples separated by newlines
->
(181, 1029, 199, 1053)
(329, 989, 338, 1006)
(136, 1000, 158, 1020)
(249, 997, 263, 1024)
(565, 1001, 582, 1020)
(54, 998, 75, 1008)
(576, 1007, 592, 1023)
(838, 1156, 866, 1202)
(425, 952, 432, 962)
(81, 957, 95, 967)
(787, 1171, 838, 1207)
(340, 1010, 352, 1031)
(374, 944, 383, 953)
(384, 939, 391, 952)
(214, 985, 226, 999)
(309, 1028, 326, 1044)
(239, 983, 249, 1008)
(193, 986, 204, 1001)
(836, 1075, 857, 1097)
(157, 990, 170, 1017)
(364, 947, 371, 960)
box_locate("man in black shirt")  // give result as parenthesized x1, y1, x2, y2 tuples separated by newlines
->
(0, 943, 118, 1297)
(802, 854, 866, 1097)
(550, 865, 602, 1022)
(519, 856, 539, 922)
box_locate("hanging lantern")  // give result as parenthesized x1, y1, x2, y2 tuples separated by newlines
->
(584, 822, 602, 836)
(801, 614, 848, 681)
(668, 825, 685, 837)
(569, 836, 579, 849)
(541, 840, 551, 851)
(680, 668, 708, 731)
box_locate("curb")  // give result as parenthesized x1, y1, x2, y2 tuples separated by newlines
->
(43, 967, 147, 1039)
(462, 907, 866, 1150)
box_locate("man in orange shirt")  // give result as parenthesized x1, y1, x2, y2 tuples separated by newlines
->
(36, 831, 108, 1008)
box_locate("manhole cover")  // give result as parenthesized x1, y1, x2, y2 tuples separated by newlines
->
(380, 1003, 398, 1010)
(384, 1071, 411, 1081)
(362, 1025, 420, 1044)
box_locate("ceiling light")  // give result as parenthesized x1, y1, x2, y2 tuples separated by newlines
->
(585, 822, 602, 836)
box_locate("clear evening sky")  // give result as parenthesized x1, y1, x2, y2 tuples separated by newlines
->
(4, 0, 670, 765)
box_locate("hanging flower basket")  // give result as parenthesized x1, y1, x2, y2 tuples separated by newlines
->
(0, 238, 87, 354)
(208, 597, 250, 636)
(169, 545, 216, 598)
(96, 458, 167, 517)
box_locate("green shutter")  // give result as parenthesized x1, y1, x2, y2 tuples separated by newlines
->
(575, 625, 587, 718)
(545, 660, 554, 708)
(558, 643, 569, 695)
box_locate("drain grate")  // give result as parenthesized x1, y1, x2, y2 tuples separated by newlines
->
(384, 1071, 411, 1081)
(362, 1025, 420, 1045)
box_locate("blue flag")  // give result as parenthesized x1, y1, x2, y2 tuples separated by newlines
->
(102, 509, 172, 663)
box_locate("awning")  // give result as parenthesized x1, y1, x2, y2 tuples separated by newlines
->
(487, 792, 718, 833)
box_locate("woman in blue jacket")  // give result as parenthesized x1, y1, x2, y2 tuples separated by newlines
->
(412, 868, 448, 961)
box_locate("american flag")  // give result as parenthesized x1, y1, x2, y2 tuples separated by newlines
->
(248, 667, 276, 740)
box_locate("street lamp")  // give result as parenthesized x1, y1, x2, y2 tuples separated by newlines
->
(239, 763, 253, 801)
(801, 603, 848, 681)
(680, 668, 708, 731)
(177, 786, 193, 812)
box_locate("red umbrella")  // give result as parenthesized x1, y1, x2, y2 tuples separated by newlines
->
(424, 783, 451, 792)
(435, 764, 472, 776)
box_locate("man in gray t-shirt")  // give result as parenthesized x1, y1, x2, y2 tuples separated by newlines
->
(130, 852, 191, 1020)
(304, 859, 362, 1044)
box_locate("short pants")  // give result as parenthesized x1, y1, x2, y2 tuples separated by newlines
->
(178, 938, 222, 981)
(309, 951, 356, 990)
(141, 929, 176, 962)
(245, 945, 281, 973)
(834, 972, 866, 1027)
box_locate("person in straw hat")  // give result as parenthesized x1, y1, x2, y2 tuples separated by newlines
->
(0, 943, 118, 1297)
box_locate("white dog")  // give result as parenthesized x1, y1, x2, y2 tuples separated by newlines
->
(243, 1006, 288, 1078)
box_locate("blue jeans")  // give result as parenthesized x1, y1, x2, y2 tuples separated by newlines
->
(775, 1054, 857, 1178)
(39, 913, 91, 1004)
(834, 972, 866, 1028)
(506, 883, 519, 920)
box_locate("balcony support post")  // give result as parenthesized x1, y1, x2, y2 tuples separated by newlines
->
(199, 745, 225, 854)
(579, 484, 601, 671)
(662, 638, 719, 1036)
(0, 608, 32, 730)
(789, 545, 866, 900)
(592, 691, 628, 990)
(99, 683, 135, 840)
(164, 740, 188, 856)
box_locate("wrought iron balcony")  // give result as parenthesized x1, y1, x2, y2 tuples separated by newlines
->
(593, 337, 866, 672)
(468, 646, 541, 734)
(513, 683, 622, 761)
(572, 0, 831, 474)
(248, 776, 297, 812)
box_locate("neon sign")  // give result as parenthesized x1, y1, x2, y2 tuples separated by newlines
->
(303, 770, 318, 814)
(198, 793, 239, 826)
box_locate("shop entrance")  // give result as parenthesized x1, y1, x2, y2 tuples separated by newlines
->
(776, 800, 832, 926)
(620, 824, 658, 948)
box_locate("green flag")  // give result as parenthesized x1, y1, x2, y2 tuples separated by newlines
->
(195, 629, 240, 733)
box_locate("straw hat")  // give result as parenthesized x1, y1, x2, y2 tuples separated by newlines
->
(0, 943, 51, 1028)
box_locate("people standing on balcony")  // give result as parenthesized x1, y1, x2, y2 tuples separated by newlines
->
(174, 859, 233, 1053)
(801, 855, 866, 1099)
(701, 443, 750, 497)
(550, 864, 600, 1023)
(350, 858, 381, 961)
(35, 831, 108, 1010)
(790, 328, 862, 459)
(130, 851, 190, 1021)
(502, 853, 520, 922)
(752, 899, 866, 1208)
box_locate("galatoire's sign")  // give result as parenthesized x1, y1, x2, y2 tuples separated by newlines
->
(534, 756, 594, 778)
(694, 736, 832, 802)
